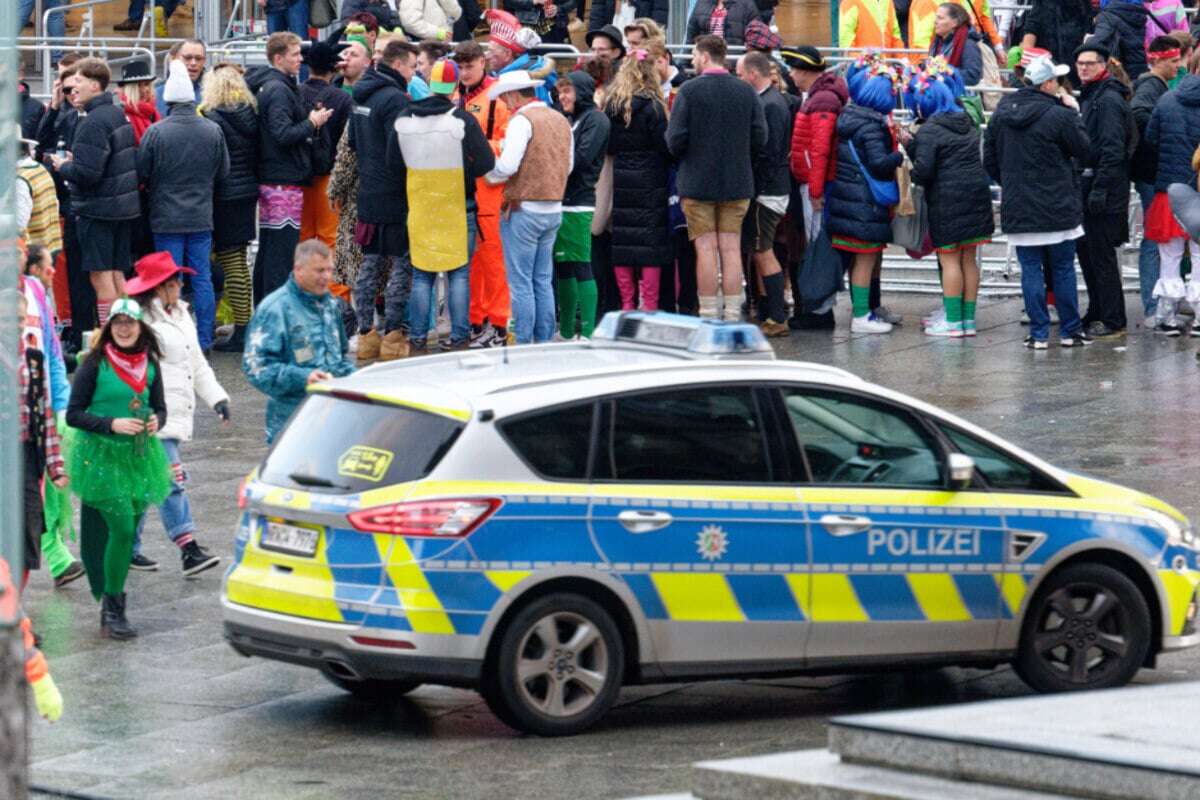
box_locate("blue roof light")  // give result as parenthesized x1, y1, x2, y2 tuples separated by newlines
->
(592, 312, 775, 358)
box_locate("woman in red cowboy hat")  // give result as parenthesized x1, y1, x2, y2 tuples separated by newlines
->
(125, 251, 229, 577)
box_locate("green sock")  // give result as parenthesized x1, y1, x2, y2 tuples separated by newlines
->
(944, 295, 963, 324)
(964, 300, 976, 322)
(851, 285, 871, 318)
(556, 276, 578, 338)
(577, 279, 598, 338)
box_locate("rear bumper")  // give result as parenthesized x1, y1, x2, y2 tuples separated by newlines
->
(222, 596, 483, 687)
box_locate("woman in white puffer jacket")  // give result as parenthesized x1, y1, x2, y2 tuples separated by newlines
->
(125, 252, 230, 577)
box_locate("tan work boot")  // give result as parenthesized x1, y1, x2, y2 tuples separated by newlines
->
(760, 319, 790, 338)
(379, 330, 410, 361)
(357, 329, 382, 362)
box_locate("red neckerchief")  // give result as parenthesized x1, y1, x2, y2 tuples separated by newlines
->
(104, 343, 149, 394)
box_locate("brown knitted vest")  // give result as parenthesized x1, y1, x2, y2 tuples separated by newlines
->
(504, 104, 572, 205)
(18, 162, 62, 254)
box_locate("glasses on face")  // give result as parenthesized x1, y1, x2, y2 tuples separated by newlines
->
(1076, 59, 1104, 67)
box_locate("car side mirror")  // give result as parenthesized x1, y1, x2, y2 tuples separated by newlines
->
(947, 453, 976, 490)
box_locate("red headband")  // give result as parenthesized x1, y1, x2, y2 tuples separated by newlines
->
(1149, 48, 1181, 60)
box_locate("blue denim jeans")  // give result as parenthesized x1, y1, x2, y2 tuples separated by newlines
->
(125, 0, 179, 20)
(155, 231, 215, 349)
(1135, 182, 1160, 319)
(1017, 240, 1082, 341)
(267, 0, 308, 35)
(20, 0, 65, 61)
(409, 212, 477, 345)
(500, 210, 561, 343)
(133, 438, 193, 555)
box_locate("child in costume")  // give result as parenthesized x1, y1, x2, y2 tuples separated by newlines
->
(1, 557, 64, 723)
(65, 298, 171, 639)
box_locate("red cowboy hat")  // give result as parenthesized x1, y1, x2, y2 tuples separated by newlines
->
(125, 251, 196, 295)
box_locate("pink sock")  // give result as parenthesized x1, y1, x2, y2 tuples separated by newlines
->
(96, 300, 112, 327)
(614, 266, 637, 310)
(639, 267, 661, 311)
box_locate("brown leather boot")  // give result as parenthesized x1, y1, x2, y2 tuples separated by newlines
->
(379, 330, 410, 361)
(357, 329, 382, 362)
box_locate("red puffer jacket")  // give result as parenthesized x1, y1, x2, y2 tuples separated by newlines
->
(789, 71, 849, 200)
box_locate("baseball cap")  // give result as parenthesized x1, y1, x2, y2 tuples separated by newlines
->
(110, 297, 143, 322)
(429, 59, 459, 95)
(1025, 55, 1069, 85)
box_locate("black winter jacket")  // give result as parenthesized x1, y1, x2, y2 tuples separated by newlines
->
(607, 95, 672, 266)
(1023, 0, 1094, 77)
(203, 103, 260, 201)
(339, 0, 401, 27)
(349, 64, 411, 224)
(137, 103, 231, 233)
(1088, 3, 1149, 82)
(1146, 75, 1200, 193)
(58, 93, 140, 222)
(389, 95, 495, 209)
(1130, 72, 1169, 185)
(1078, 75, 1135, 219)
(909, 112, 994, 248)
(588, 0, 668, 29)
(562, 72, 611, 208)
(506, 0, 578, 39)
(826, 104, 902, 244)
(301, 77, 354, 177)
(667, 71, 767, 202)
(35, 104, 79, 208)
(246, 67, 315, 186)
(20, 82, 44, 141)
(983, 86, 1089, 234)
(686, 0, 759, 44)
(754, 84, 792, 198)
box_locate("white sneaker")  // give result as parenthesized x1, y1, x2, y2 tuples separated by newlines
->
(924, 319, 963, 338)
(851, 313, 894, 334)
(922, 307, 946, 328)
(872, 305, 903, 325)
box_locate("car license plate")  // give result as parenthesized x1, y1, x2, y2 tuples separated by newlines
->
(260, 520, 320, 557)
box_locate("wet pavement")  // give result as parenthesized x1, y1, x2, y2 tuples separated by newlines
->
(25, 294, 1200, 799)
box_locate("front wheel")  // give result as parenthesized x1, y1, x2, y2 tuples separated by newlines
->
(322, 672, 422, 701)
(482, 593, 624, 736)
(1014, 563, 1151, 693)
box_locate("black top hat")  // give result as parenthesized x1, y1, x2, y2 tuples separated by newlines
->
(116, 58, 155, 84)
(781, 45, 826, 71)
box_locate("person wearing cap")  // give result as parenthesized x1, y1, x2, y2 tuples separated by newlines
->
(398, 0, 461, 41)
(1144, 66, 1200, 336)
(484, 9, 558, 105)
(123, 252, 227, 577)
(115, 60, 161, 146)
(687, 0, 759, 45)
(485, 69, 574, 344)
(66, 296, 173, 640)
(155, 40, 208, 118)
(137, 60, 231, 354)
(786, 46, 846, 263)
(301, 41, 355, 251)
(1072, 41, 1134, 340)
(588, 25, 628, 69)
(453, 39, 514, 348)
(984, 54, 1091, 349)
(391, 59, 496, 353)
(1130, 36, 1182, 324)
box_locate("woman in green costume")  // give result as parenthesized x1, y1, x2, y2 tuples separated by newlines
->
(65, 298, 171, 639)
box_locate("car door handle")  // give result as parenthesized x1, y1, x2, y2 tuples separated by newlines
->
(819, 514, 873, 536)
(617, 510, 674, 534)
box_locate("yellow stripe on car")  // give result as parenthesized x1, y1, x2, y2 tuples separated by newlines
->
(651, 574, 745, 622)
(994, 573, 1028, 618)
(1159, 569, 1200, 635)
(225, 540, 342, 623)
(906, 573, 972, 621)
(383, 537, 455, 634)
(485, 570, 532, 592)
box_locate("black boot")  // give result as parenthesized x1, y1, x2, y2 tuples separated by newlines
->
(213, 324, 246, 353)
(101, 593, 138, 640)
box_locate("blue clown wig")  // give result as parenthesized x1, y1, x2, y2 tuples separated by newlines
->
(906, 63, 965, 120)
(851, 72, 900, 115)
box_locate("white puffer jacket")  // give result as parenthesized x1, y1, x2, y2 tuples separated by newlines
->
(145, 298, 229, 442)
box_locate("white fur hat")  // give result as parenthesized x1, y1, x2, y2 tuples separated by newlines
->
(163, 59, 193, 104)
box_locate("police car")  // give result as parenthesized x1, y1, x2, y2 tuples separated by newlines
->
(222, 312, 1200, 736)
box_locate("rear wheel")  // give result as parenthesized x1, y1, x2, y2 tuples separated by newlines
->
(322, 672, 422, 701)
(482, 593, 624, 736)
(1014, 563, 1150, 693)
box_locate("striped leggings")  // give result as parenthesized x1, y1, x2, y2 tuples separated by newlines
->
(215, 247, 252, 325)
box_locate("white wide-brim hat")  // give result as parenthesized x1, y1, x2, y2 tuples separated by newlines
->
(487, 69, 544, 100)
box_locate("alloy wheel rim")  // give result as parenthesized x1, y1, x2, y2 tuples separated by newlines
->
(1034, 582, 1130, 685)
(515, 611, 609, 718)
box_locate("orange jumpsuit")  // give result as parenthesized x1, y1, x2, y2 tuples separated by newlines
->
(461, 77, 512, 331)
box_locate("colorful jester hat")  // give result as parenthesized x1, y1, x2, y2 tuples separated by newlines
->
(905, 58, 966, 120)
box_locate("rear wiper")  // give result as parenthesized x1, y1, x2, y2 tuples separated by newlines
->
(288, 472, 351, 490)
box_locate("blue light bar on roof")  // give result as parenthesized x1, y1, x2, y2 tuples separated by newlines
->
(592, 312, 775, 358)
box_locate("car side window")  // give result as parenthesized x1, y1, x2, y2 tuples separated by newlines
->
(604, 387, 775, 483)
(502, 402, 594, 480)
(780, 388, 943, 488)
(937, 424, 1055, 492)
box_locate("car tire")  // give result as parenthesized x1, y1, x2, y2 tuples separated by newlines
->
(482, 593, 624, 736)
(322, 672, 422, 701)
(1014, 562, 1151, 693)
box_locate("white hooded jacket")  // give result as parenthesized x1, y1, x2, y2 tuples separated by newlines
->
(145, 297, 229, 442)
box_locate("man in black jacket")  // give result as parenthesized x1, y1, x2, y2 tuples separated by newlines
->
(737, 51, 792, 337)
(50, 58, 140, 330)
(137, 61, 231, 352)
(300, 41, 354, 250)
(984, 54, 1091, 348)
(667, 35, 767, 321)
(19, 67, 44, 141)
(246, 33, 334, 303)
(1074, 42, 1135, 339)
(348, 39, 417, 362)
(1130, 36, 1180, 322)
(588, 0, 668, 31)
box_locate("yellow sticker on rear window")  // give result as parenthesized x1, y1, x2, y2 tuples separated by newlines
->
(337, 446, 394, 483)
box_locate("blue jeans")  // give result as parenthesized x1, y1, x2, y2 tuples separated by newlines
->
(500, 210, 561, 343)
(155, 231, 215, 349)
(408, 212, 477, 345)
(1135, 182, 1160, 319)
(21, 0, 65, 61)
(126, 0, 179, 20)
(1017, 240, 1082, 341)
(267, 0, 308, 35)
(133, 439, 193, 555)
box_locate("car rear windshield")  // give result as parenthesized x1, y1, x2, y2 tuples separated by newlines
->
(259, 395, 464, 493)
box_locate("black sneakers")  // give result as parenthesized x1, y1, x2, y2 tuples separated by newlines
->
(130, 553, 159, 571)
(1061, 331, 1094, 348)
(1024, 336, 1047, 350)
(181, 542, 220, 577)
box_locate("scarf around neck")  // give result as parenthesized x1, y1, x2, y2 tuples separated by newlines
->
(104, 343, 149, 394)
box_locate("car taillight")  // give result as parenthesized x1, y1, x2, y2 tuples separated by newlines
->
(347, 498, 502, 538)
(237, 475, 250, 509)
